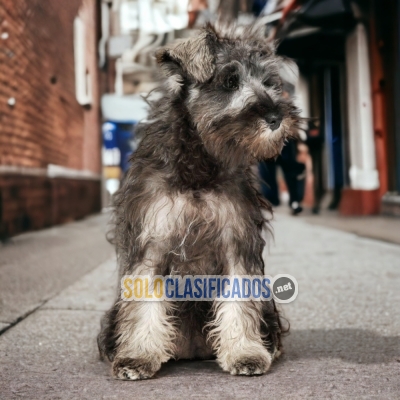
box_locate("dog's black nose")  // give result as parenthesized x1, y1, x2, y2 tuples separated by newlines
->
(265, 113, 282, 131)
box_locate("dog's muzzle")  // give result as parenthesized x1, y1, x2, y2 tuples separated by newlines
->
(265, 112, 282, 131)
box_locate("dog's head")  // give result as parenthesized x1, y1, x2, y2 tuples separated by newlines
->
(156, 24, 300, 167)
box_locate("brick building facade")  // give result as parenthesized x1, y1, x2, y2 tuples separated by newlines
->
(0, 0, 102, 237)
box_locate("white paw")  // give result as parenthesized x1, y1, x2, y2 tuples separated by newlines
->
(228, 355, 271, 376)
(112, 358, 161, 380)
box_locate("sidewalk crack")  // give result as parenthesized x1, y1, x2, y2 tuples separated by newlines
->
(0, 299, 49, 336)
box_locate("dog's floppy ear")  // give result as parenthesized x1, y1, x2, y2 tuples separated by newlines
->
(156, 27, 217, 84)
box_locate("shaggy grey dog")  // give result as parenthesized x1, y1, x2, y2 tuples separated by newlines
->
(98, 23, 300, 380)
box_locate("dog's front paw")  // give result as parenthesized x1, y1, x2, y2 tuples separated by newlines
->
(228, 354, 272, 376)
(112, 358, 161, 380)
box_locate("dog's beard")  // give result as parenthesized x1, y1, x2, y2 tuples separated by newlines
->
(200, 117, 291, 168)
(250, 118, 290, 160)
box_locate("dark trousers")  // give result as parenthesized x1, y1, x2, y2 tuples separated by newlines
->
(259, 141, 305, 206)
(308, 143, 325, 210)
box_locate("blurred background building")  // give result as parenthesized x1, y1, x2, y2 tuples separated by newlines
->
(1, 0, 399, 238)
(0, 0, 103, 238)
(268, 0, 400, 217)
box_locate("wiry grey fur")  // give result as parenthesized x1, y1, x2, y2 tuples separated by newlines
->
(98, 23, 300, 380)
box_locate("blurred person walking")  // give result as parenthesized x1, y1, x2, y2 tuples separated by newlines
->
(305, 119, 325, 214)
(259, 81, 306, 215)
(259, 140, 306, 215)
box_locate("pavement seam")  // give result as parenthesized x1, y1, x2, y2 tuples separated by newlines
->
(0, 299, 48, 336)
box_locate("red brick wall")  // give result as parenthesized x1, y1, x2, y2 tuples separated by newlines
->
(0, 0, 101, 173)
(0, 0, 102, 237)
(0, 175, 101, 239)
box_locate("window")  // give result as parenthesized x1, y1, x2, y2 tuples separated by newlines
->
(74, 14, 93, 106)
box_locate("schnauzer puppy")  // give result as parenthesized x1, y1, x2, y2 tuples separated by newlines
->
(98, 23, 300, 380)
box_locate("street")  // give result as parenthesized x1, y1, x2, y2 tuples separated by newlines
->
(0, 212, 399, 399)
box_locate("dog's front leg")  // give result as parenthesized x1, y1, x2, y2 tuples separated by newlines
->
(208, 241, 272, 376)
(112, 279, 176, 380)
(209, 297, 272, 376)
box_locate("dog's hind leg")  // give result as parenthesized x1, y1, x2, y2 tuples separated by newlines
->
(97, 301, 120, 362)
(261, 298, 284, 360)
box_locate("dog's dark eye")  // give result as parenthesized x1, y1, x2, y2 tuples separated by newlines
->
(263, 78, 275, 88)
(224, 74, 240, 90)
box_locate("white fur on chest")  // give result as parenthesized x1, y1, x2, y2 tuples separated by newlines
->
(138, 191, 245, 247)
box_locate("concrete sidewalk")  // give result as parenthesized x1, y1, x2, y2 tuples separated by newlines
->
(0, 213, 399, 399)
(277, 205, 400, 246)
(0, 213, 114, 333)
